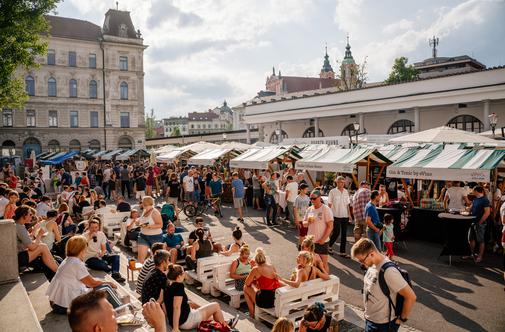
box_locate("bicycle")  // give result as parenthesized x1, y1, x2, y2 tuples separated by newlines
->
(183, 196, 222, 218)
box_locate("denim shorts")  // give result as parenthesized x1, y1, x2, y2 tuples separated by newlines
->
(138, 233, 163, 247)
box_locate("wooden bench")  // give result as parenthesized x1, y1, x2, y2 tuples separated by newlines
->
(185, 253, 238, 294)
(101, 211, 130, 237)
(211, 261, 244, 308)
(255, 275, 345, 325)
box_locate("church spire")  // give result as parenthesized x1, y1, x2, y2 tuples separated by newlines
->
(319, 43, 335, 79)
(344, 34, 354, 62)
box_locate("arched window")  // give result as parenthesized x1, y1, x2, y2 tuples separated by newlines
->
(447, 115, 484, 133)
(269, 130, 288, 144)
(118, 136, 133, 149)
(1, 140, 16, 156)
(48, 77, 57, 96)
(387, 119, 415, 134)
(120, 81, 128, 100)
(302, 126, 324, 138)
(69, 139, 81, 152)
(341, 123, 363, 137)
(89, 80, 97, 99)
(69, 79, 77, 97)
(25, 76, 35, 96)
(89, 139, 100, 151)
(47, 140, 60, 153)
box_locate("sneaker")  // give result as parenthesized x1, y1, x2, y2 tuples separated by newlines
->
(112, 273, 126, 283)
(229, 313, 239, 328)
(328, 248, 334, 254)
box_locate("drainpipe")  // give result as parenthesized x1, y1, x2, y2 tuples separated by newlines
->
(100, 40, 107, 150)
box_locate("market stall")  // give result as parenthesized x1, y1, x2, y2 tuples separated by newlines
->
(188, 148, 241, 166)
(156, 148, 197, 163)
(229, 147, 302, 170)
(100, 149, 125, 161)
(40, 151, 80, 165)
(115, 149, 150, 161)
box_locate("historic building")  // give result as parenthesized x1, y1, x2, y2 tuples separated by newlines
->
(161, 116, 189, 137)
(0, 9, 147, 158)
(187, 101, 233, 135)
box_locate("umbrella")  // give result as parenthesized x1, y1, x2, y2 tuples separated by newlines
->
(389, 126, 502, 145)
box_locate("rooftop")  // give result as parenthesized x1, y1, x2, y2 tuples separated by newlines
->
(45, 15, 102, 41)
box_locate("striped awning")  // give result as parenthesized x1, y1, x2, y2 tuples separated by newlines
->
(188, 148, 241, 166)
(230, 147, 302, 169)
(295, 147, 391, 172)
(157, 148, 197, 163)
(386, 148, 505, 182)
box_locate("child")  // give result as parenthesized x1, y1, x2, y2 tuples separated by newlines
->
(382, 213, 395, 259)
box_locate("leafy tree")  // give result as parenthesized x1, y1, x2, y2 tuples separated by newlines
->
(171, 126, 181, 137)
(0, 0, 59, 109)
(145, 108, 156, 139)
(385, 57, 419, 84)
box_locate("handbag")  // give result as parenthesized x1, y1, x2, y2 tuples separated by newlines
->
(234, 275, 247, 291)
(197, 320, 231, 332)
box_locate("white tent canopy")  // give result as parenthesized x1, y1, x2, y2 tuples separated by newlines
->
(389, 126, 501, 145)
(154, 145, 177, 155)
(157, 148, 197, 163)
(115, 149, 149, 161)
(230, 147, 301, 169)
(219, 141, 251, 151)
(181, 141, 220, 153)
(101, 149, 125, 160)
(188, 148, 241, 166)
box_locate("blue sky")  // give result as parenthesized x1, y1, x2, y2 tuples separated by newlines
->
(54, 0, 505, 119)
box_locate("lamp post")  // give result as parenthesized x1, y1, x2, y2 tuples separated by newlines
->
(275, 128, 282, 144)
(489, 113, 498, 138)
(222, 133, 227, 142)
(353, 122, 360, 147)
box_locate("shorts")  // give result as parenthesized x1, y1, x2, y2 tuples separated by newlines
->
(298, 224, 308, 237)
(135, 190, 145, 199)
(179, 305, 205, 329)
(138, 233, 163, 247)
(166, 197, 178, 205)
(18, 250, 29, 268)
(233, 197, 244, 208)
(256, 289, 276, 308)
(354, 219, 366, 236)
(185, 191, 194, 202)
(468, 222, 486, 243)
(314, 242, 329, 255)
(253, 189, 261, 198)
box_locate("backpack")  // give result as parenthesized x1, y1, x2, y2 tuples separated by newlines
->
(378, 261, 412, 322)
(197, 320, 231, 332)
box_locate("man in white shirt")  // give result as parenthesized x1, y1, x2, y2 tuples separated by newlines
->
(183, 170, 194, 203)
(351, 238, 417, 332)
(285, 175, 299, 227)
(328, 176, 352, 257)
(102, 165, 112, 200)
(444, 181, 469, 211)
(36, 196, 52, 217)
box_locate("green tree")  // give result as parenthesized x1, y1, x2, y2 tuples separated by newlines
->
(384, 56, 419, 84)
(171, 126, 181, 137)
(145, 108, 156, 138)
(0, 0, 59, 109)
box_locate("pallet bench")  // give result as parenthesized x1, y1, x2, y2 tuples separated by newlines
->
(255, 275, 345, 326)
(211, 261, 244, 308)
(185, 253, 238, 294)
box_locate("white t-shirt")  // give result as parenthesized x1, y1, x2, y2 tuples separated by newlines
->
(304, 204, 333, 243)
(46, 257, 90, 308)
(103, 168, 111, 182)
(285, 181, 299, 203)
(0, 196, 8, 217)
(445, 186, 467, 210)
(83, 231, 107, 261)
(183, 175, 194, 192)
(36, 202, 51, 217)
(363, 258, 408, 324)
(328, 188, 350, 218)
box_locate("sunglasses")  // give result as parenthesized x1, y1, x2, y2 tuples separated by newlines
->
(310, 196, 319, 201)
(358, 252, 371, 264)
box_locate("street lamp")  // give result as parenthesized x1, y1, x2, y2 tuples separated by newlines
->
(222, 133, 227, 141)
(275, 128, 282, 144)
(489, 113, 498, 138)
(353, 122, 360, 146)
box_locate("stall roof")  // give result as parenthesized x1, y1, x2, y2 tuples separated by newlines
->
(218, 141, 252, 151)
(157, 148, 197, 163)
(386, 148, 505, 182)
(181, 141, 220, 153)
(100, 149, 125, 160)
(389, 126, 501, 145)
(40, 151, 79, 165)
(188, 148, 241, 166)
(115, 149, 149, 161)
(230, 147, 302, 169)
(154, 145, 178, 155)
(296, 147, 391, 172)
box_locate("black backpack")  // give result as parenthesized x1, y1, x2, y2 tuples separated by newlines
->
(378, 261, 412, 322)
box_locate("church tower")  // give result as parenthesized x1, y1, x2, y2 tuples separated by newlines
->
(319, 45, 335, 79)
(340, 35, 358, 89)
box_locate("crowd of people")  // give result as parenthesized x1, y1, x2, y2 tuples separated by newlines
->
(3, 157, 505, 332)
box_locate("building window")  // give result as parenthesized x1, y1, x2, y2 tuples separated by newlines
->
(25, 76, 35, 96)
(70, 111, 78, 128)
(2, 109, 13, 127)
(119, 56, 128, 71)
(26, 110, 36, 127)
(302, 126, 324, 138)
(118, 136, 133, 149)
(120, 112, 130, 128)
(49, 110, 58, 127)
(120, 81, 128, 100)
(191, 124, 194, 129)
(68, 51, 76, 67)
(447, 115, 484, 133)
(89, 139, 100, 151)
(47, 49, 55, 65)
(341, 123, 364, 137)
(90, 111, 98, 128)
(69, 139, 81, 152)
(388, 119, 415, 134)
(89, 54, 96, 68)
(1, 140, 16, 156)
(197, 124, 201, 129)
(89, 80, 97, 99)
(269, 130, 288, 144)
(48, 77, 57, 96)
(69, 79, 77, 97)
(47, 140, 60, 153)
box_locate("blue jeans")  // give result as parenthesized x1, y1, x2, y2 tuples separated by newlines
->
(367, 228, 382, 251)
(365, 320, 400, 332)
(264, 195, 277, 223)
(86, 254, 120, 273)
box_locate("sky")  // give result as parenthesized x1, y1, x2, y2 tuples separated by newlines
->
(54, 0, 505, 119)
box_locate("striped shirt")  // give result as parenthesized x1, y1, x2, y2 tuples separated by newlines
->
(136, 257, 154, 294)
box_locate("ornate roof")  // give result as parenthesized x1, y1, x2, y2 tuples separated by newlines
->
(45, 15, 102, 41)
(321, 46, 333, 72)
(342, 35, 355, 65)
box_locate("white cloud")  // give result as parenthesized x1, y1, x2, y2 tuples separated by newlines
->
(382, 19, 414, 34)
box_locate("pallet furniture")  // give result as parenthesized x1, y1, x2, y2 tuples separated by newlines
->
(185, 253, 238, 294)
(100, 211, 130, 238)
(211, 261, 244, 308)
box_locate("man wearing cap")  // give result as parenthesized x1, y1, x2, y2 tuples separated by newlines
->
(303, 189, 333, 272)
(353, 181, 371, 241)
